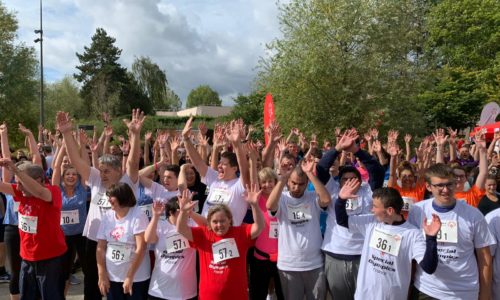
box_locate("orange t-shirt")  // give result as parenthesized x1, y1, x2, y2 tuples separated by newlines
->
(455, 185, 485, 207)
(392, 182, 427, 218)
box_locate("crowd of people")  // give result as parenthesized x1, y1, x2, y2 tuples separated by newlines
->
(0, 109, 499, 300)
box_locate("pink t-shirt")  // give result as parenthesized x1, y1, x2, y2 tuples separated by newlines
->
(254, 194, 279, 261)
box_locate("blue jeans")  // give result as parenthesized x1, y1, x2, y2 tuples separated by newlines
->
(20, 255, 65, 300)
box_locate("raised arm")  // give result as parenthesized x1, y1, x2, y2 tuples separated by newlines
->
(266, 168, 291, 212)
(176, 189, 198, 242)
(245, 184, 264, 239)
(387, 143, 400, 188)
(335, 178, 361, 228)
(143, 131, 152, 166)
(247, 143, 259, 187)
(404, 134, 412, 161)
(51, 144, 66, 186)
(123, 109, 145, 183)
(145, 201, 163, 244)
(448, 128, 458, 162)
(182, 117, 208, 177)
(19, 124, 42, 166)
(226, 120, 250, 187)
(433, 128, 448, 164)
(0, 159, 51, 201)
(302, 158, 330, 208)
(78, 129, 91, 167)
(262, 121, 282, 168)
(475, 133, 488, 190)
(0, 123, 13, 183)
(56, 111, 91, 182)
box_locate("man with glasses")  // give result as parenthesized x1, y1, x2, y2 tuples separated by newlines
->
(408, 163, 496, 300)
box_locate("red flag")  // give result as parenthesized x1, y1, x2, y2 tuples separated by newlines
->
(264, 93, 275, 145)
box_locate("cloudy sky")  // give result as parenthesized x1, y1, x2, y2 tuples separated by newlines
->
(3, 0, 284, 106)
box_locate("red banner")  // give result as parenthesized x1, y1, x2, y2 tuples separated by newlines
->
(264, 93, 275, 145)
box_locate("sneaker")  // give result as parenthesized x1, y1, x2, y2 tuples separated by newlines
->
(0, 273, 11, 283)
(69, 274, 81, 285)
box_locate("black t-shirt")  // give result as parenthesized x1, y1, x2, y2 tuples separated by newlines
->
(477, 195, 500, 216)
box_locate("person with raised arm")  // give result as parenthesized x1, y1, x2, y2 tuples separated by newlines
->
(56, 109, 144, 300)
(0, 158, 67, 300)
(266, 158, 331, 300)
(335, 183, 440, 300)
(181, 116, 250, 225)
(176, 185, 264, 299)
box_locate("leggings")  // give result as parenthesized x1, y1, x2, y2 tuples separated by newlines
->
(4, 225, 21, 295)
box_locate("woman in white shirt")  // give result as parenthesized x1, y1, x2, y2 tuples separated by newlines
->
(145, 197, 198, 300)
(96, 183, 150, 299)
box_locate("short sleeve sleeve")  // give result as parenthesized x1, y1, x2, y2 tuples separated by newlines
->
(202, 168, 218, 186)
(133, 209, 149, 235)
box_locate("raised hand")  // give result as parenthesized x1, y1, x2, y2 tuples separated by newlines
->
(447, 127, 458, 145)
(145, 131, 153, 142)
(120, 140, 130, 154)
(104, 126, 113, 138)
(370, 128, 379, 140)
(18, 123, 33, 136)
(336, 129, 359, 152)
(291, 127, 300, 136)
(387, 142, 400, 157)
(475, 131, 487, 151)
(182, 116, 193, 139)
(244, 183, 262, 206)
(226, 120, 243, 144)
(387, 130, 399, 143)
(79, 129, 89, 146)
(277, 139, 287, 153)
(0, 122, 7, 135)
(404, 134, 412, 144)
(268, 121, 283, 143)
(198, 121, 208, 136)
(152, 201, 165, 218)
(364, 132, 372, 142)
(123, 109, 145, 134)
(339, 178, 360, 200)
(423, 214, 442, 237)
(301, 157, 315, 174)
(372, 140, 382, 153)
(432, 128, 448, 147)
(178, 189, 197, 212)
(55, 111, 73, 134)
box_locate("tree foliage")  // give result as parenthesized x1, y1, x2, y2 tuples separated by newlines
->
(131, 56, 181, 111)
(74, 28, 151, 117)
(421, 0, 500, 129)
(186, 85, 222, 108)
(0, 1, 38, 146)
(44, 76, 85, 123)
(257, 0, 431, 138)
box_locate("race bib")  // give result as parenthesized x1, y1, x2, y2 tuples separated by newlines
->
(369, 227, 402, 256)
(106, 243, 133, 263)
(402, 197, 415, 212)
(287, 203, 312, 221)
(93, 193, 111, 209)
(428, 220, 458, 243)
(13, 201, 20, 212)
(139, 204, 153, 219)
(207, 188, 231, 205)
(212, 238, 240, 263)
(345, 198, 360, 211)
(165, 233, 190, 253)
(269, 221, 279, 239)
(60, 210, 79, 225)
(19, 214, 38, 234)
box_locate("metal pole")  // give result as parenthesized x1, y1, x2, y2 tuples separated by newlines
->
(39, 0, 44, 127)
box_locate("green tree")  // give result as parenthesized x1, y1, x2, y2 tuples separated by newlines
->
(257, 0, 431, 138)
(44, 76, 85, 121)
(186, 85, 222, 108)
(74, 28, 151, 117)
(421, 0, 500, 129)
(0, 1, 39, 146)
(131, 56, 181, 111)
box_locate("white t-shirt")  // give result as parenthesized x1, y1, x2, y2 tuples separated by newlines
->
(485, 208, 500, 300)
(138, 181, 178, 220)
(322, 179, 373, 255)
(201, 167, 247, 226)
(83, 167, 139, 241)
(275, 190, 324, 271)
(148, 220, 197, 300)
(349, 215, 425, 300)
(408, 199, 496, 300)
(96, 206, 150, 282)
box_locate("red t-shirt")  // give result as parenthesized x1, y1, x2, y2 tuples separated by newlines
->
(191, 224, 254, 300)
(12, 184, 67, 261)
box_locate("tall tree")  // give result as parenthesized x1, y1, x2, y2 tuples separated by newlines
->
(186, 85, 222, 108)
(421, 0, 500, 129)
(0, 1, 38, 146)
(131, 56, 181, 111)
(74, 28, 150, 116)
(257, 0, 431, 137)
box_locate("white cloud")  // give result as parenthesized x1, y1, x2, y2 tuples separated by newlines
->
(3, 0, 283, 106)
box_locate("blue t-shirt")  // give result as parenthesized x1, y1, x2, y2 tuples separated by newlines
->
(60, 181, 88, 236)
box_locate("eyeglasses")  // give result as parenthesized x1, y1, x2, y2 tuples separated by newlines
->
(430, 182, 455, 190)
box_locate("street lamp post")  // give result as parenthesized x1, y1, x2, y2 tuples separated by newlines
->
(34, 0, 44, 127)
